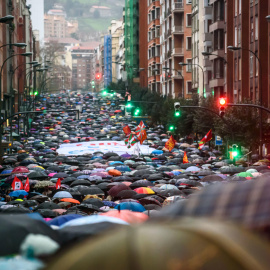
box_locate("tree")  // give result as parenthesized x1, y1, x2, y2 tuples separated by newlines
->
(93, 9, 100, 19)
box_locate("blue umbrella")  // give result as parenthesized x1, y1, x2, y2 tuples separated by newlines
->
(48, 214, 83, 227)
(91, 156, 102, 160)
(53, 191, 73, 199)
(103, 201, 117, 207)
(1, 169, 13, 175)
(115, 166, 131, 172)
(152, 150, 163, 155)
(109, 161, 123, 165)
(77, 175, 90, 179)
(60, 215, 129, 228)
(115, 202, 146, 212)
(9, 190, 28, 197)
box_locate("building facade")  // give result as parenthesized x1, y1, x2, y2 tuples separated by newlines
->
(104, 35, 112, 87)
(160, 0, 192, 98)
(147, 0, 161, 93)
(191, 0, 212, 97)
(71, 46, 95, 91)
(205, 0, 269, 107)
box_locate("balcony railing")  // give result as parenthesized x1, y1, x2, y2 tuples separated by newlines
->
(172, 25, 183, 33)
(172, 2, 184, 11)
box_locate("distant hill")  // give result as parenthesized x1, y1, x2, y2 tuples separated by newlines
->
(45, 0, 124, 35)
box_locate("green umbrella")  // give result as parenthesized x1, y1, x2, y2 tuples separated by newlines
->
(237, 172, 253, 178)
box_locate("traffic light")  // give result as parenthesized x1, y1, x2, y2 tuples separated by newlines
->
(102, 90, 108, 96)
(134, 108, 141, 116)
(218, 97, 227, 117)
(95, 73, 101, 80)
(34, 91, 38, 96)
(126, 103, 132, 108)
(169, 125, 175, 131)
(174, 102, 181, 117)
(91, 80, 95, 89)
(232, 144, 239, 158)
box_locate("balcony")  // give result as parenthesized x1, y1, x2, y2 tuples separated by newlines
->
(209, 20, 225, 33)
(203, 32, 212, 42)
(172, 2, 184, 12)
(209, 78, 224, 88)
(172, 25, 183, 34)
(172, 48, 183, 56)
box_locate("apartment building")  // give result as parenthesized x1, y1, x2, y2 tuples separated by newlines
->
(71, 46, 95, 91)
(44, 5, 78, 39)
(206, 0, 269, 106)
(191, 0, 212, 97)
(147, 0, 161, 93)
(160, 0, 192, 98)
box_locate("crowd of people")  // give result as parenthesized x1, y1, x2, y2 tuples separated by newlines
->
(0, 91, 270, 269)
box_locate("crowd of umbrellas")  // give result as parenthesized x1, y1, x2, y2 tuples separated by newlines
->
(1, 92, 270, 269)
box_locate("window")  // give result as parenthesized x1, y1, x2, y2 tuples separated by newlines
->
(250, 55, 253, 77)
(186, 37, 192, 50)
(238, 58, 241, 80)
(255, 16, 258, 40)
(186, 59, 192, 72)
(186, 14, 192, 27)
(187, 81, 192, 93)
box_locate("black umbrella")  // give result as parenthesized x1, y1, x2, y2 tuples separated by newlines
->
(53, 172, 69, 178)
(77, 203, 101, 212)
(116, 190, 137, 199)
(2, 206, 31, 213)
(201, 175, 224, 182)
(159, 189, 184, 197)
(78, 187, 105, 196)
(83, 198, 104, 208)
(47, 166, 63, 172)
(28, 171, 48, 179)
(35, 202, 60, 210)
(130, 180, 153, 188)
(0, 215, 60, 256)
(38, 209, 58, 218)
(70, 179, 91, 187)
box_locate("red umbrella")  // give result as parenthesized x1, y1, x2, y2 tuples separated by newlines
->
(114, 110, 122, 113)
(11, 166, 29, 174)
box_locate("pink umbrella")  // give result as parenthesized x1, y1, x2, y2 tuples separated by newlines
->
(48, 173, 57, 177)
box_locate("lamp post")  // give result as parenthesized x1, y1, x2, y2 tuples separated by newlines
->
(179, 62, 205, 97)
(0, 52, 32, 157)
(228, 45, 263, 158)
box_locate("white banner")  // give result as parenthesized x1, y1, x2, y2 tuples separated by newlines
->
(57, 141, 155, 156)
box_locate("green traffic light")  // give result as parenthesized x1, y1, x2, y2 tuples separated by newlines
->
(126, 103, 132, 108)
(34, 91, 38, 96)
(175, 111, 180, 117)
(169, 125, 175, 131)
(102, 90, 108, 96)
(232, 151, 238, 157)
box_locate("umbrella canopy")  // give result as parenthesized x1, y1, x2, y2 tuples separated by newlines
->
(115, 202, 146, 212)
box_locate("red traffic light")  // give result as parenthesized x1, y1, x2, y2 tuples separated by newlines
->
(219, 98, 227, 106)
(95, 73, 101, 80)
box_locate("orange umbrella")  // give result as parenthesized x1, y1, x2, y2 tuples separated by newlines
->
(108, 169, 122, 176)
(60, 198, 80, 204)
(134, 187, 155, 195)
(100, 210, 148, 223)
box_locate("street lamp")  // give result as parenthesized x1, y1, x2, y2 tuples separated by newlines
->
(266, 15, 270, 22)
(0, 51, 32, 158)
(201, 51, 227, 64)
(179, 62, 205, 97)
(228, 45, 263, 158)
(0, 15, 14, 24)
(0, 43, 27, 50)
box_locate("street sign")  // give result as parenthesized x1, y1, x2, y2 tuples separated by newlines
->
(215, 135, 223, 146)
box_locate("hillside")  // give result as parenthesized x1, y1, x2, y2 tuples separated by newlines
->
(45, 0, 124, 34)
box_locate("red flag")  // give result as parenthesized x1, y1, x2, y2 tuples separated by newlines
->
(135, 121, 147, 145)
(123, 125, 131, 136)
(183, 151, 189, 164)
(12, 176, 23, 191)
(198, 129, 212, 149)
(165, 135, 176, 152)
(56, 178, 61, 189)
(24, 177, 30, 192)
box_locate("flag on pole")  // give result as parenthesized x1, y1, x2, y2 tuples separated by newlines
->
(125, 134, 137, 148)
(165, 135, 176, 152)
(135, 121, 147, 145)
(56, 178, 61, 189)
(12, 176, 23, 191)
(123, 125, 131, 136)
(24, 177, 30, 192)
(198, 129, 212, 149)
(183, 151, 189, 164)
